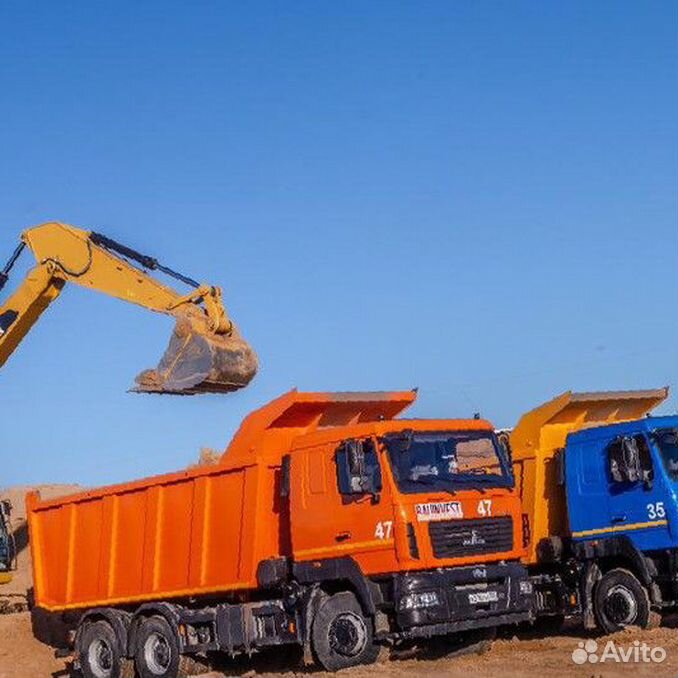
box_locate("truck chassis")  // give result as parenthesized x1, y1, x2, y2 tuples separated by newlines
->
(72, 558, 534, 678)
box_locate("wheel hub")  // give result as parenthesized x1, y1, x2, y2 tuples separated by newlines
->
(88, 639, 113, 678)
(328, 612, 367, 657)
(605, 585, 638, 625)
(144, 632, 172, 675)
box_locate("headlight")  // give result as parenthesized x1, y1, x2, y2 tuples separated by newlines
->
(519, 580, 533, 595)
(399, 591, 441, 610)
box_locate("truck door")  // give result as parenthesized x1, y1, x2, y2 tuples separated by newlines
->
(290, 438, 399, 574)
(606, 434, 672, 550)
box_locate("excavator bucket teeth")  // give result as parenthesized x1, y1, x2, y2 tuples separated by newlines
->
(134, 318, 258, 395)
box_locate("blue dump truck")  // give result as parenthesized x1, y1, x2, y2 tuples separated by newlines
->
(511, 388, 678, 633)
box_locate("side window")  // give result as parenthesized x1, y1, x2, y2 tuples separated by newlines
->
(608, 434, 653, 486)
(363, 439, 382, 491)
(637, 435, 654, 483)
(335, 438, 382, 495)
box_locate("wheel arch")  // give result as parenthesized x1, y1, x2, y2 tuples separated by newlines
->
(293, 557, 378, 617)
(575, 535, 657, 587)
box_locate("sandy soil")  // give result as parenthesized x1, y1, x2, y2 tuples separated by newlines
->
(3, 619, 678, 678)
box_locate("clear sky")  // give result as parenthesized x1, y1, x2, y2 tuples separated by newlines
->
(1, 2, 676, 487)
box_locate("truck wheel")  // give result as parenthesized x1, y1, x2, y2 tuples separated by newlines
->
(135, 616, 180, 678)
(594, 568, 654, 634)
(79, 620, 123, 678)
(311, 592, 380, 671)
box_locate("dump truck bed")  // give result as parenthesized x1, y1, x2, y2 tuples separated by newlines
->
(27, 462, 281, 611)
(28, 389, 417, 612)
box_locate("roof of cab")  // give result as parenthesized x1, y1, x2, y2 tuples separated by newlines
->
(568, 415, 678, 443)
(222, 389, 493, 465)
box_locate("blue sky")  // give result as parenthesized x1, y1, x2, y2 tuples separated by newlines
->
(1, 2, 676, 487)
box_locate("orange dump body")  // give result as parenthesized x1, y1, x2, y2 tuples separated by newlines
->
(28, 389, 525, 613)
(27, 390, 416, 612)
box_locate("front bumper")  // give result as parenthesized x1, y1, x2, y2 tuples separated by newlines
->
(393, 562, 533, 632)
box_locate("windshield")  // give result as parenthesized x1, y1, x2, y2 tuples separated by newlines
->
(654, 428, 678, 480)
(383, 430, 512, 494)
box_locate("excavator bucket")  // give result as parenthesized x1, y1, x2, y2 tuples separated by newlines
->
(134, 317, 259, 395)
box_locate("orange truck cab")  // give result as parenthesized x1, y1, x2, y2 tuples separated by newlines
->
(28, 390, 533, 678)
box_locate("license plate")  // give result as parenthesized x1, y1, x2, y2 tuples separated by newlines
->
(468, 591, 499, 605)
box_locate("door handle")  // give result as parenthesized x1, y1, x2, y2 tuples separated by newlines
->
(611, 515, 627, 524)
(335, 531, 352, 542)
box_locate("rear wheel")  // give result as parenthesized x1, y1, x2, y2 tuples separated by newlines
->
(79, 620, 123, 678)
(135, 616, 180, 678)
(311, 592, 380, 671)
(594, 568, 658, 634)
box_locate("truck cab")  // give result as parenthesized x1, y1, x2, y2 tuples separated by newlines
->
(286, 405, 533, 644)
(566, 416, 678, 552)
(562, 415, 678, 631)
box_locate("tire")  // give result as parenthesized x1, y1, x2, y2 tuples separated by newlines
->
(134, 616, 181, 678)
(79, 620, 123, 678)
(311, 592, 380, 671)
(594, 568, 655, 634)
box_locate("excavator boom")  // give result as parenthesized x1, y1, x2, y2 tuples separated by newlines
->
(0, 222, 258, 394)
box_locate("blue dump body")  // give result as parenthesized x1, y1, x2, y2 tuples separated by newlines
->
(566, 415, 678, 553)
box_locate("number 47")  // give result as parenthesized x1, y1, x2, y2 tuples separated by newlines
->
(478, 499, 492, 516)
(375, 521, 393, 539)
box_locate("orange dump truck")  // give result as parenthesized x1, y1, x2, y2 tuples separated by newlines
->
(28, 389, 534, 678)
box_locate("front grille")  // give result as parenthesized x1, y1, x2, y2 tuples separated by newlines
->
(428, 516, 513, 559)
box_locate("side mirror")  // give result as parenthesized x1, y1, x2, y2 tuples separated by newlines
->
(346, 440, 366, 492)
(337, 440, 382, 496)
(609, 437, 642, 484)
(555, 448, 566, 486)
(621, 437, 642, 483)
(279, 455, 291, 498)
(497, 432, 512, 465)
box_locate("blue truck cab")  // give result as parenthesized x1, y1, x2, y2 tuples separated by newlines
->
(557, 415, 678, 633)
(567, 415, 678, 553)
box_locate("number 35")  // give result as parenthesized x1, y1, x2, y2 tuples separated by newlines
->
(647, 502, 666, 520)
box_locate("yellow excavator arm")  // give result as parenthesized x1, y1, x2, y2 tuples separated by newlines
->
(0, 222, 258, 394)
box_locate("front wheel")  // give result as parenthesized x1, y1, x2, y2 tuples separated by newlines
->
(311, 592, 380, 671)
(594, 568, 658, 634)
